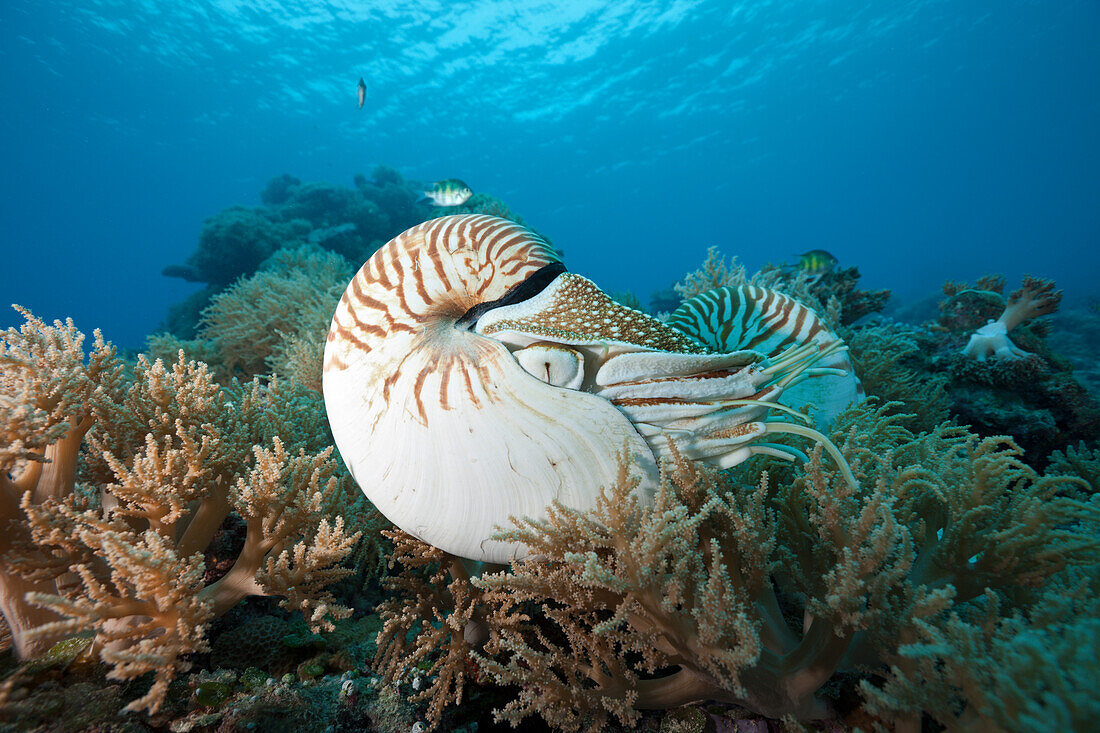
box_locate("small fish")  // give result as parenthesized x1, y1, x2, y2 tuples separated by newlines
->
(795, 249, 838, 277)
(357, 78, 366, 109)
(424, 179, 473, 207)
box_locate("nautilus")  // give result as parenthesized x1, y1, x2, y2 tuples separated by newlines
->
(323, 215, 861, 562)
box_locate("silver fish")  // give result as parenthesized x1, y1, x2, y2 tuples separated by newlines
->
(424, 179, 473, 207)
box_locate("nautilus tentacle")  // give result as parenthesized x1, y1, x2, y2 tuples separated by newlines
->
(324, 215, 857, 562)
(668, 285, 864, 429)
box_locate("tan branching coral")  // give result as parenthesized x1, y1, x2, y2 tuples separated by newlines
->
(673, 245, 749, 301)
(0, 307, 372, 713)
(474, 454, 796, 727)
(752, 266, 823, 313)
(20, 511, 215, 713)
(0, 307, 122, 659)
(1004, 277, 1063, 328)
(375, 530, 485, 726)
(149, 244, 353, 388)
(754, 264, 890, 329)
(376, 403, 1099, 731)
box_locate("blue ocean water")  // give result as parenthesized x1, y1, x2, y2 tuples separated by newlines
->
(1, 0, 1097, 349)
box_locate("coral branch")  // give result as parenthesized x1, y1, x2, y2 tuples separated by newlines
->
(378, 402, 1098, 730)
(1, 307, 369, 713)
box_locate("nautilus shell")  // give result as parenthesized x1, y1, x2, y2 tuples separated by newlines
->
(323, 215, 859, 562)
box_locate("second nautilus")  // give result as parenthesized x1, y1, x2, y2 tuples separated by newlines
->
(322, 214, 861, 563)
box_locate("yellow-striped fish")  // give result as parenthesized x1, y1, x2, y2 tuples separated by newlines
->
(424, 179, 473, 207)
(795, 249, 838, 277)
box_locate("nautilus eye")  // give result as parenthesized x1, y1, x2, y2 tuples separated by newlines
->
(323, 215, 859, 563)
(513, 343, 585, 390)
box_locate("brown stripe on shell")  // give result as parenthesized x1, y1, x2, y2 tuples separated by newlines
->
(411, 367, 430, 424)
(368, 249, 393, 290)
(479, 225, 514, 264)
(438, 360, 452, 411)
(461, 361, 481, 409)
(437, 216, 462, 254)
(388, 255, 417, 318)
(608, 366, 760, 387)
(425, 235, 453, 293)
(612, 397, 710, 406)
(770, 301, 803, 353)
(345, 289, 417, 332)
(343, 315, 387, 340)
(326, 215, 563, 398)
(411, 250, 433, 306)
(330, 321, 375, 354)
(498, 250, 536, 277)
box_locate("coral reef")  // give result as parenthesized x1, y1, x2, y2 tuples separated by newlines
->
(162, 244, 355, 386)
(4, 182, 1097, 732)
(649, 246, 753, 316)
(753, 264, 890, 328)
(354, 164, 431, 236)
(163, 205, 311, 289)
(937, 274, 1009, 332)
(923, 275, 1099, 465)
(813, 266, 892, 326)
(374, 404, 1098, 731)
(161, 166, 435, 338)
(352, 243, 1094, 731)
(936, 354, 1100, 465)
(863, 574, 1100, 730)
(0, 308, 376, 713)
(957, 276, 1063, 361)
(150, 244, 356, 389)
(260, 173, 302, 207)
(357, 242, 1093, 730)
(652, 246, 756, 316)
(209, 614, 310, 675)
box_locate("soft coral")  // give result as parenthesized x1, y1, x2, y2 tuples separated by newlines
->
(961, 276, 1062, 361)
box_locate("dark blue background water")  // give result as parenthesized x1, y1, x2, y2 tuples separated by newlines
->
(2, 0, 1097, 348)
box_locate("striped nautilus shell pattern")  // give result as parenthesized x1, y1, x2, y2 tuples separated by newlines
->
(669, 285, 864, 430)
(323, 215, 858, 562)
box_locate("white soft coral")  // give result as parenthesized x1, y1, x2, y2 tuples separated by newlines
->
(961, 277, 1061, 361)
